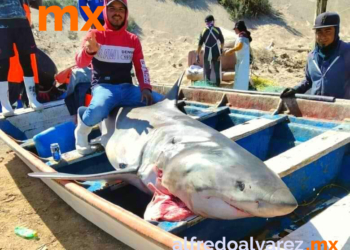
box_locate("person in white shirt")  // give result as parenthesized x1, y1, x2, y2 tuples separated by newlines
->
(224, 20, 252, 90)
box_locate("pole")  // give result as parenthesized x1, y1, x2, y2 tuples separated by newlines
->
(314, 0, 328, 47)
(316, 0, 328, 17)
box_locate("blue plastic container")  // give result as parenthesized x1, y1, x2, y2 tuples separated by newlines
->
(33, 122, 76, 158)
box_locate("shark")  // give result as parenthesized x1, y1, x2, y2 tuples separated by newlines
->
(29, 73, 298, 220)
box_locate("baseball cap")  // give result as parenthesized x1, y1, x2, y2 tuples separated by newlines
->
(205, 15, 214, 23)
(313, 12, 340, 29)
(107, 0, 127, 8)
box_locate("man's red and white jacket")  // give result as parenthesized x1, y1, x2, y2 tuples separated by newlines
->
(75, 0, 152, 92)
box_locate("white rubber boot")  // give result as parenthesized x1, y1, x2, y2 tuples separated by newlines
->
(75, 107, 94, 155)
(23, 77, 44, 111)
(0, 81, 14, 117)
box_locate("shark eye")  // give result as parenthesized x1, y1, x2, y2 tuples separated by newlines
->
(236, 181, 245, 191)
(119, 163, 128, 169)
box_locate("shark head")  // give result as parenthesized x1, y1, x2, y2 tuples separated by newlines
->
(161, 140, 298, 220)
(142, 72, 298, 220)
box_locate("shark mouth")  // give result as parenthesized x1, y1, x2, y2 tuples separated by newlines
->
(144, 183, 195, 222)
(144, 167, 195, 222)
(225, 201, 253, 217)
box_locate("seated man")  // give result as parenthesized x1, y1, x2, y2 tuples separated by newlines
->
(280, 12, 350, 99)
(75, 0, 163, 155)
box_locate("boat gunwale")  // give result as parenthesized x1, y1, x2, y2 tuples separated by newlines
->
(0, 129, 207, 250)
(152, 84, 350, 123)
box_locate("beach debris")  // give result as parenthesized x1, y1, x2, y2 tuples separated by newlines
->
(266, 40, 275, 51)
(14, 227, 38, 240)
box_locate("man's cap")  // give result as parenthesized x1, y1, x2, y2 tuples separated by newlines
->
(107, 0, 127, 8)
(205, 15, 214, 23)
(314, 12, 340, 29)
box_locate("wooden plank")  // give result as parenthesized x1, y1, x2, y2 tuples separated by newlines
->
(46, 145, 105, 168)
(2, 103, 73, 139)
(189, 106, 230, 121)
(0, 100, 65, 119)
(20, 139, 36, 149)
(278, 194, 350, 250)
(221, 116, 288, 141)
(20, 125, 100, 151)
(265, 129, 350, 178)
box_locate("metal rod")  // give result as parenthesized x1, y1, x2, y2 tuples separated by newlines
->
(188, 86, 336, 102)
(316, 0, 328, 18)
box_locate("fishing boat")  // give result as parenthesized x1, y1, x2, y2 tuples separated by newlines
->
(0, 84, 349, 250)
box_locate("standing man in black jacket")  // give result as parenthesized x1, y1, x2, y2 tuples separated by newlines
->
(197, 15, 225, 87)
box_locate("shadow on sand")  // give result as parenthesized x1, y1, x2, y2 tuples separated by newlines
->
(156, 0, 212, 11)
(129, 22, 144, 37)
(156, 0, 302, 36)
(244, 10, 303, 37)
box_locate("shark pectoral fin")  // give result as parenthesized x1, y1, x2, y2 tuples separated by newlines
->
(28, 168, 138, 181)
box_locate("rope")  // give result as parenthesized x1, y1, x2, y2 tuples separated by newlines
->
(299, 183, 350, 207)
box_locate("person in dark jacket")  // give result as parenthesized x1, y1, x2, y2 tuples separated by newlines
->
(197, 15, 225, 87)
(0, 0, 43, 116)
(280, 12, 350, 99)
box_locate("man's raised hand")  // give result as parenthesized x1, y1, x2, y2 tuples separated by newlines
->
(85, 32, 100, 54)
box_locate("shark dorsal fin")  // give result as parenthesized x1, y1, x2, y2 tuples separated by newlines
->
(163, 71, 185, 104)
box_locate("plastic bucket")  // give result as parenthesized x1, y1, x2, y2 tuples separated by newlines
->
(33, 122, 76, 158)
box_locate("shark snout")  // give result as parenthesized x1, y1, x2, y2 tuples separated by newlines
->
(263, 188, 298, 217)
(271, 188, 298, 207)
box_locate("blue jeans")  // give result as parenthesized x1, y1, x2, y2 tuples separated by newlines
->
(82, 83, 163, 126)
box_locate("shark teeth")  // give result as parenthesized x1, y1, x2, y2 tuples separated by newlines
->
(225, 201, 251, 216)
